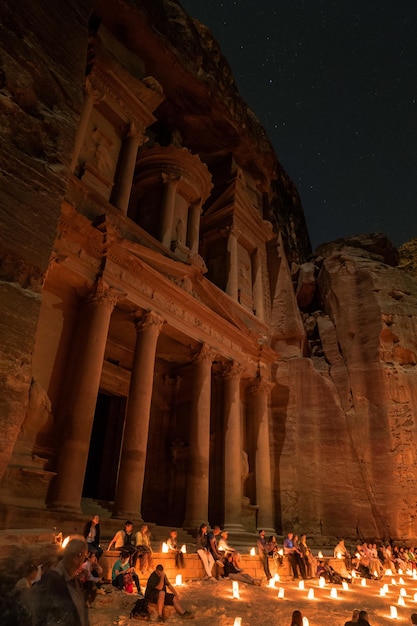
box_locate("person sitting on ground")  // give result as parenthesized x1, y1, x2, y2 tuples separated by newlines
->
(357, 609, 371, 626)
(83, 514, 103, 560)
(111, 550, 142, 596)
(258, 529, 272, 580)
(223, 552, 261, 586)
(145, 563, 194, 622)
(135, 524, 154, 573)
(290, 609, 303, 626)
(344, 608, 360, 625)
(80, 551, 105, 607)
(107, 520, 138, 566)
(166, 530, 184, 569)
(218, 530, 241, 569)
(316, 559, 326, 578)
(30, 536, 89, 626)
(196, 523, 215, 580)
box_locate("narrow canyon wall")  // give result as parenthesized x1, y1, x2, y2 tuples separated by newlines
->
(275, 235, 417, 541)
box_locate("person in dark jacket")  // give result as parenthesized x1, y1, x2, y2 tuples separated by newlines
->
(83, 514, 102, 559)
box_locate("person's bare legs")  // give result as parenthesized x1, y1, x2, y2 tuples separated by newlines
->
(157, 590, 165, 618)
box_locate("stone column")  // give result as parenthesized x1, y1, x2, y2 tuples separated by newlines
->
(187, 199, 202, 254)
(113, 310, 164, 520)
(160, 173, 180, 248)
(250, 375, 275, 533)
(225, 226, 239, 300)
(112, 123, 144, 215)
(252, 248, 264, 320)
(183, 343, 215, 529)
(223, 361, 245, 532)
(49, 281, 121, 512)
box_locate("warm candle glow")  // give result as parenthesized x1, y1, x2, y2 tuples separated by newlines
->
(162, 542, 169, 553)
(319, 576, 326, 588)
(380, 587, 386, 596)
(268, 578, 276, 588)
(336, 552, 342, 559)
(308, 588, 314, 599)
(62, 536, 70, 549)
(383, 584, 389, 593)
(250, 547, 256, 556)
(318, 551, 323, 558)
(399, 577, 405, 584)
(398, 596, 405, 607)
(361, 578, 367, 587)
(400, 587, 407, 597)
(391, 578, 397, 585)
(398, 569, 403, 575)
(390, 606, 398, 619)
(175, 574, 182, 586)
(278, 587, 285, 598)
(302, 618, 309, 626)
(351, 570, 357, 578)
(298, 580, 305, 590)
(330, 587, 338, 598)
(278, 549, 283, 556)
(414, 592, 417, 602)
(274, 573, 280, 582)
(385, 569, 393, 576)
(181, 544, 186, 553)
(233, 619, 242, 626)
(232, 581, 240, 599)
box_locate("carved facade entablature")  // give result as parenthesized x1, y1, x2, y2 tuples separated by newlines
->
(201, 171, 274, 249)
(134, 144, 213, 205)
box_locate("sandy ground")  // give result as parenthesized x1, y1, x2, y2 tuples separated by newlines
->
(88, 574, 417, 625)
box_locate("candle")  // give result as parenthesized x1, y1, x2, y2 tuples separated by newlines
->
(385, 569, 393, 576)
(298, 580, 305, 590)
(390, 606, 398, 619)
(342, 582, 349, 591)
(399, 577, 405, 584)
(233, 619, 242, 626)
(398, 569, 403, 575)
(175, 574, 182, 586)
(162, 542, 169, 553)
(391, 578, 397, 585)
(268, 578, 276, 588)
(330, 587, 338, 598)
(308, 589, 314, 599)
(250, 547, 256, 556)
(278, 587, 285, 598)
(318, 551, 323, 558)
(180, 544, 186, 553)
(302, 619, 309, 626)
(274, 573, 280, 582)
(361, 578, 367, 587)
(380, 588, 386, 596)
(398, 596, 405, 606)
(383, 584, 389, 593)
(400, 587, 407, 597)
(232, 581, 240, 599)
(319, 576, 326, 588)
(414, 592, 417, 602)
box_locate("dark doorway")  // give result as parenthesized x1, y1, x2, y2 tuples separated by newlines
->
(83, 392, 126, 502)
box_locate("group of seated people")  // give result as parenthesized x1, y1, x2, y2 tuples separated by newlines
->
(334, 538, 417, 579)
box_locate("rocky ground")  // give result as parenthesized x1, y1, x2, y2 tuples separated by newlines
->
(87, 574, 416, 625)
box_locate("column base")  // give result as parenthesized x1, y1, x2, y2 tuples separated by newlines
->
(223, 523, 246, 533)
(111, 510, 143, 522)
(47, 501, 82, 515)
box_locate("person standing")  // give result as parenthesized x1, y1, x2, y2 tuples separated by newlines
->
(257, 529, 272, 580)
(83, 514, 103, 560)
(196, 523, 215, 580)
(283, 532, 299, 580)
(30, 536, 89, 626)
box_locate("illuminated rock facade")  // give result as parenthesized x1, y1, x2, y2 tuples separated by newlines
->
(0, 1, 416, 543)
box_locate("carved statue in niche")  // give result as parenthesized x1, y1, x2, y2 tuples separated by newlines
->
(239, 261, 250, 287)
(14, 378, 54, 467)
(175, 217, 184, 243)
(84, 126, 114, 179)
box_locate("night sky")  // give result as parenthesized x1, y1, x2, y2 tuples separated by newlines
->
(179, 0, 417, 251)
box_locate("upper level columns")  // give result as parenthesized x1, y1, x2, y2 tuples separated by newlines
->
(223, 361, 245, 532)
(250, 375, 275, 533)
(183, 343, 215, 529)
(160, 173, 180, 248)
(187, 200, 203, 255)
(112, 124, 145, 214)
(252, 248, 265, 321)
(70, 82, 99, 174)
(225, 226, 240, 300)
(113, 310, 164, 520)
(49, 280, 122, 512)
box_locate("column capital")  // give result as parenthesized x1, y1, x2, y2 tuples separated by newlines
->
(161, 172, 181, 186)
(250, 374, 274, 395)
(84, 77, 105, 105)
(193, 342, 216, 364)
(223, 360, 243, 379)
(126, 121, 147, 146)
(88, 279, 126, 311)
(132, 310, 165, 334)
(220, 224, 241, 240)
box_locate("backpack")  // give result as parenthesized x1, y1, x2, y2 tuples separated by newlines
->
(130, 597, 149, 620)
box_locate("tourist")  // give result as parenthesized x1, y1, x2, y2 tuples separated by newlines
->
(334, 538, 352, 570)
(107, 520, 138, 565)
(135, 524, 154, 573)
(411, 614, 417, 625)
(196, 523, 215, 580)
(283, 532, 298, 580)
(257, 529, 272, 580)
(111, 550, 142, 595)
(80, 552, 105, 607)
(223, 551, 261, 586)
(293, 534, 307, 579)
(166, 529, 184, 569)
(357, 610, 371, 626)
(290, 609, 303, 626)
(145, 563, 194, 622)
(299, 534, 316, 578)
(83, 514, 103, 559)
(218, 530, 241, 569)
(344, 608, 360, 625)
(30, 536, 89, 626)
(208, 525, 224, 578)
(12, 563, 38, 598)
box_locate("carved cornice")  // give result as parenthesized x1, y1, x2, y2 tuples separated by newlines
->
(135, 145, 213, 204)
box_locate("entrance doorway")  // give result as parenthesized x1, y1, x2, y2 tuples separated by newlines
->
(83, 392, 126, 502)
